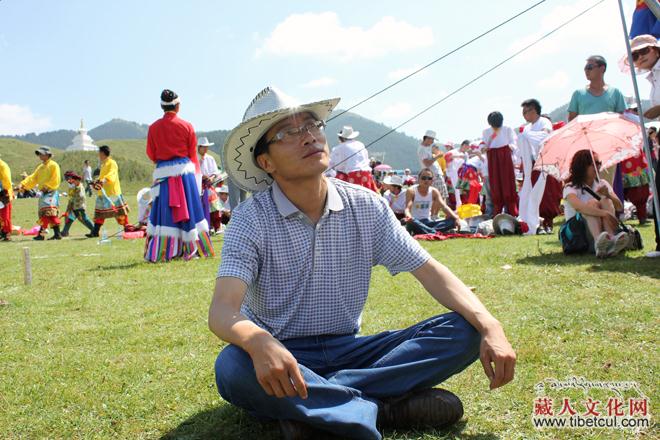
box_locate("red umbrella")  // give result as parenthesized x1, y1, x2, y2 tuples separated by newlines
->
(373, 164, 392, 172)
(535, 112, 643, 180)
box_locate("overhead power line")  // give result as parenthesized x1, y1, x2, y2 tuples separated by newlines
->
(331, 0, 606, 171)
(327, 0, 547, 122)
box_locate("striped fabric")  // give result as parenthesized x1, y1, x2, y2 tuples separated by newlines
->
(145, 157, 214, 262)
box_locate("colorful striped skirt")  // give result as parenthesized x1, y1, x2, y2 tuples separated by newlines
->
(94, 193, 130, 220)
(38, 190, 59, 218)
(145, 157, 214, 262)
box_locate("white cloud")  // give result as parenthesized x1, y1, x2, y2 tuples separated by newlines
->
(387, 66, 428, 81)
(258, 12, 433, 61)
(536, 70, 570, 90)
(508, 0, 625, 63)
(302, 77, 337, 88)
(0, 104, 52, 135)
(380, 102, 412, 121)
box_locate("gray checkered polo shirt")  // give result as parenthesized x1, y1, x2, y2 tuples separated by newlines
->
(217, 178, 431, 340)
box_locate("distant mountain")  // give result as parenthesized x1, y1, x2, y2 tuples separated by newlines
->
(89, 118, 149, 140)
(9, 129, 77, 149)
(547, 97, 652, 123)
(3, 111, 424, 169)
(325, 110, 421, 170)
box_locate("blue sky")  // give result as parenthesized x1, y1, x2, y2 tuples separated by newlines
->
(0, 0, 643, 143)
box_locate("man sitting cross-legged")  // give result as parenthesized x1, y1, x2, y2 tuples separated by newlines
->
(209, 86, 516, 440)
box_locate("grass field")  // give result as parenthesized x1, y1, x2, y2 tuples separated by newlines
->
(0, 191, 658, 439)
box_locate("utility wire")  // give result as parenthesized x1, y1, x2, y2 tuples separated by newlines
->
(330, 0, 605, 171)
(327, 0, 547, 123)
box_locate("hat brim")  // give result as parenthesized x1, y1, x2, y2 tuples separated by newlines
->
(222, 97, 340, 192)
(619, 42, 660, 73)
(338, 131, 360, 139)
(198, 143, 215, 147)
(492, 213, 519, 235)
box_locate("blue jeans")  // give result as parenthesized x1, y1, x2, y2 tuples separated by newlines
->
(215, 312, 480, 439)
(406, 217, 456, 235)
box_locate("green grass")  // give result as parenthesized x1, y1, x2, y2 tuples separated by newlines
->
(0, 193, 658, 439)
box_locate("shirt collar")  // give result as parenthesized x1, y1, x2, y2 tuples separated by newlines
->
(271, 178, 344, 219)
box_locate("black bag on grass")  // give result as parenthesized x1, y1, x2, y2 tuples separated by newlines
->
(559, 213, 590, 254)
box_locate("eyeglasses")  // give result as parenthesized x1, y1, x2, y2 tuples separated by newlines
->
(420, 176, 434, 181)
(267, 120, 326, 145)
(632, 46, 652, 61)
(584, 63, 602, 71)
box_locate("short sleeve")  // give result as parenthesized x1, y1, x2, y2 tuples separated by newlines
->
(563, 185, 578, 199)
(216, 204, 261, 285)
(372, 196, 430, 275)
(567, 90, 579, 113)
(613, 89, 626, 113)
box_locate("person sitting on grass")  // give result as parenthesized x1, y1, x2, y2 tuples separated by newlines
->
(404, 168, 461, 236)
(562, 149, 628, 258)
(61, 171, 95, 237)
(209, 86, 516, 440)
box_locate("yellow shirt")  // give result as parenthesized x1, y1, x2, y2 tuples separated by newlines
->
(0, 159, 13, 199)
(21, 159, 61, 192)
(98, 157, 122, 196)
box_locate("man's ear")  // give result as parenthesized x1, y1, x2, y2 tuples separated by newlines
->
(256, 153, 276, 175)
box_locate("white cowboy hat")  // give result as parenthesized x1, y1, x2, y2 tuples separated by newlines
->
(197, 137, 215, 147)
(338, 126, 360, 139)
(619, 34, 660, 74)
(216, 186, 229, 194)
(424, 130, 437, 139)
(221, 86, 340, 192)
(493, 213, 521, 236)
(382, 175, 403, 187)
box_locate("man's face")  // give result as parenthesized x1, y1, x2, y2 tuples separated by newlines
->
(584, 59, 605, 82)
(219, 193, 228, 202)
(418, 171, 433, 189)
(522, 105, 538, 123)
(198, 145, 208, 156)
(391, 185, 402, 195)
(404, 170, 410, 176)
(98, 152, 108, 162)
(257, 112, 329, 182)
(421, 136, 434, 147)
(38, 153, 49, 162)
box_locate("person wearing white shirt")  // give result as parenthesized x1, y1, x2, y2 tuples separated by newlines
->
(382, 175, 407, 220)
(482, 112, 518, 217)
(329, 126, 378, 192)
(517, 99, 555, 234)
(445, 141, 469, 207)
(417, 130, 449, 201)
(404, 168, 460, 235)
(82, 160, 93, 196)
(626, 34, 660, 257)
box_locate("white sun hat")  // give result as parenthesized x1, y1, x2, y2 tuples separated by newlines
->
(424, 130, 437, 139)
(221, 86, 340, 192)
(619, 34, 660, 74)
(382, 175, 403, 187)
(338, 126, 360, 139)
(197, 136, 215, 147)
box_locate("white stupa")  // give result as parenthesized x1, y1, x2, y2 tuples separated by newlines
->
(66, 119, 98, 151)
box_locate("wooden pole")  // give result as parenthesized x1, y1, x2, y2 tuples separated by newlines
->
(23, 247, 32, 285)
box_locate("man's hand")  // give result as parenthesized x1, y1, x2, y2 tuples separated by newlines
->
(245, 333, 308, 399)
(479, 323, 516, 390)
